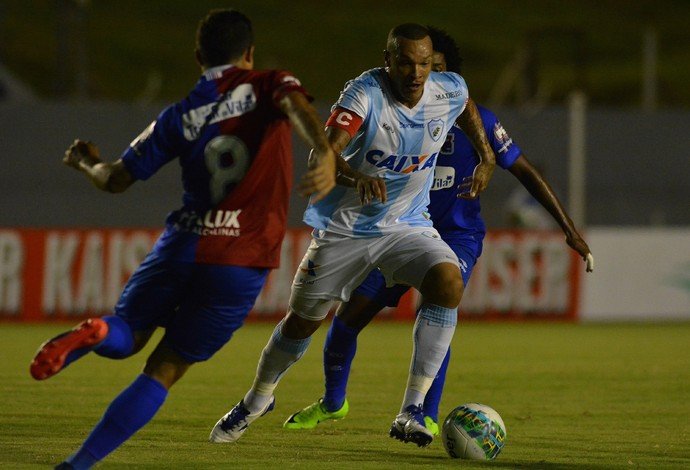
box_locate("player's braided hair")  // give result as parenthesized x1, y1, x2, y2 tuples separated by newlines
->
(427, 26, 463, 75)
(196, 9, 253, 67)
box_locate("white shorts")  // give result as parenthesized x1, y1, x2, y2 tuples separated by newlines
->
(289, 227, 459, 320)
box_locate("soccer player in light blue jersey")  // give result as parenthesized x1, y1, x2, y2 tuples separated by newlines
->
(210, 23, 497, 448)
(282, 26, 594, 437)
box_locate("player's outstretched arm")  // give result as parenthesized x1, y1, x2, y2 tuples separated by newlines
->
(455, 98, 496, 199)
(63, 139, 135, 193)
(509, 154, 594, 272)
(279, 91, 336, 203)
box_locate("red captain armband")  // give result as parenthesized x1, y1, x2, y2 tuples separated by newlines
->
(325, 107, 363, 137)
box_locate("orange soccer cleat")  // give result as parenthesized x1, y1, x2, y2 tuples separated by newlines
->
(30, 318, 109, 380)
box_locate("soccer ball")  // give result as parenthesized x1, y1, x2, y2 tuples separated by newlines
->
(441, 403, 506, 460)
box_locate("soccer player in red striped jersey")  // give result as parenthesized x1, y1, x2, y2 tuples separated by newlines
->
(30, 9, 335, 469)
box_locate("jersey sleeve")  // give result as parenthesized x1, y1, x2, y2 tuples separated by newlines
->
(330, 78, 369, 124)
(325, 106, 364, 137)
(120, 104, 181, 181)
(479, 108, 523, 169)
(269, 70, 312, 108)
(444, 72, 469, 118)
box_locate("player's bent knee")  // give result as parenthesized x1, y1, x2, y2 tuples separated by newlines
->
(420, 263, 464, 308)
(143, 361, 190, 389)
(131, 329, 156, 355)
(143, 343, 192, 389)
(335, 293, 383, 331)
(283, 310, 322, 339)
(288, 294, 332, 322)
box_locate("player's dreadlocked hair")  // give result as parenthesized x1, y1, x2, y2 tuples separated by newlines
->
(196, 9, 253, 67)
(427, 26, 463, 74)
(386, 23, 430, 53)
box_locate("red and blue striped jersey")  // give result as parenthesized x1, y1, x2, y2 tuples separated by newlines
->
(121, 64, 310, 268)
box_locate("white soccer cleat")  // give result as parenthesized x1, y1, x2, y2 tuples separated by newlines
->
(389, 404, 434, 447)
(209, 396, 275, 443)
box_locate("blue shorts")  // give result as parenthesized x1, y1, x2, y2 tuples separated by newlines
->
(114, 251, 268, 362)
(354, 233, 483, 308)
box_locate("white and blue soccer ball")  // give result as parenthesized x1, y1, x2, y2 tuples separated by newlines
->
(441, 403, 506, 460)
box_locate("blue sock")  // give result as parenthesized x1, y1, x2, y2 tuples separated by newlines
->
(423, 346, 450, 422)
(93, 315, 135, 359)
(66, 374, 168, 469)
(322, 316, 359, 412)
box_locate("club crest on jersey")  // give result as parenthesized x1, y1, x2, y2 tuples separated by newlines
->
(365, 149, 438, 174)
(427, 119, 445, 142)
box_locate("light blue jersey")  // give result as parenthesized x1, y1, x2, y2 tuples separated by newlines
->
(304, 67, 469, 237)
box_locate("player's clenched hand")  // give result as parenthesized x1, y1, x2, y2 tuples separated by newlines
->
(458, 161, 495, 199)
(355, 174, 387, 205)
(298, 147, 337, 203)
(565, 230, 594, 273)
(63, 139, 101, 171)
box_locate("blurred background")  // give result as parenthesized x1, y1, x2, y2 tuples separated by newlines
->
(2, 0, 690, 228)
(0, 0, 689, 321)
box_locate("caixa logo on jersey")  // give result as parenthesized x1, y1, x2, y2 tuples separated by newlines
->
(365, 150, 439, 174)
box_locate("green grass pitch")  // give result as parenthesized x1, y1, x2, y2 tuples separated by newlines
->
(1, 321, 689, 469)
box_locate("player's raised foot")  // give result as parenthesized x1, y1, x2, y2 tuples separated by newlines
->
(209, 396, 275, 443)
(30, 318, 109, 381)
(389, 404, 433, 447)
(284, 398, 349, 429)
(424, 416, 440, 436)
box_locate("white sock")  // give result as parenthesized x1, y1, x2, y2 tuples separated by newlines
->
(401, 374, 435, 412)
(243, 320, 311, 414)
(401, 304, 457, 412)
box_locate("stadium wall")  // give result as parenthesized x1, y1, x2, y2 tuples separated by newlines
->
(1, 102, 688, 322)
(580, 227, 690, 321)
(1, 101, 689, 228)
(0, 227, 688, 322)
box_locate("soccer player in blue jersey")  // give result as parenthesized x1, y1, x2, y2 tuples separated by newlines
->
(282, 26, 594, 437)
(29, 9, 336, 469)
(210, 23, 497, 448)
